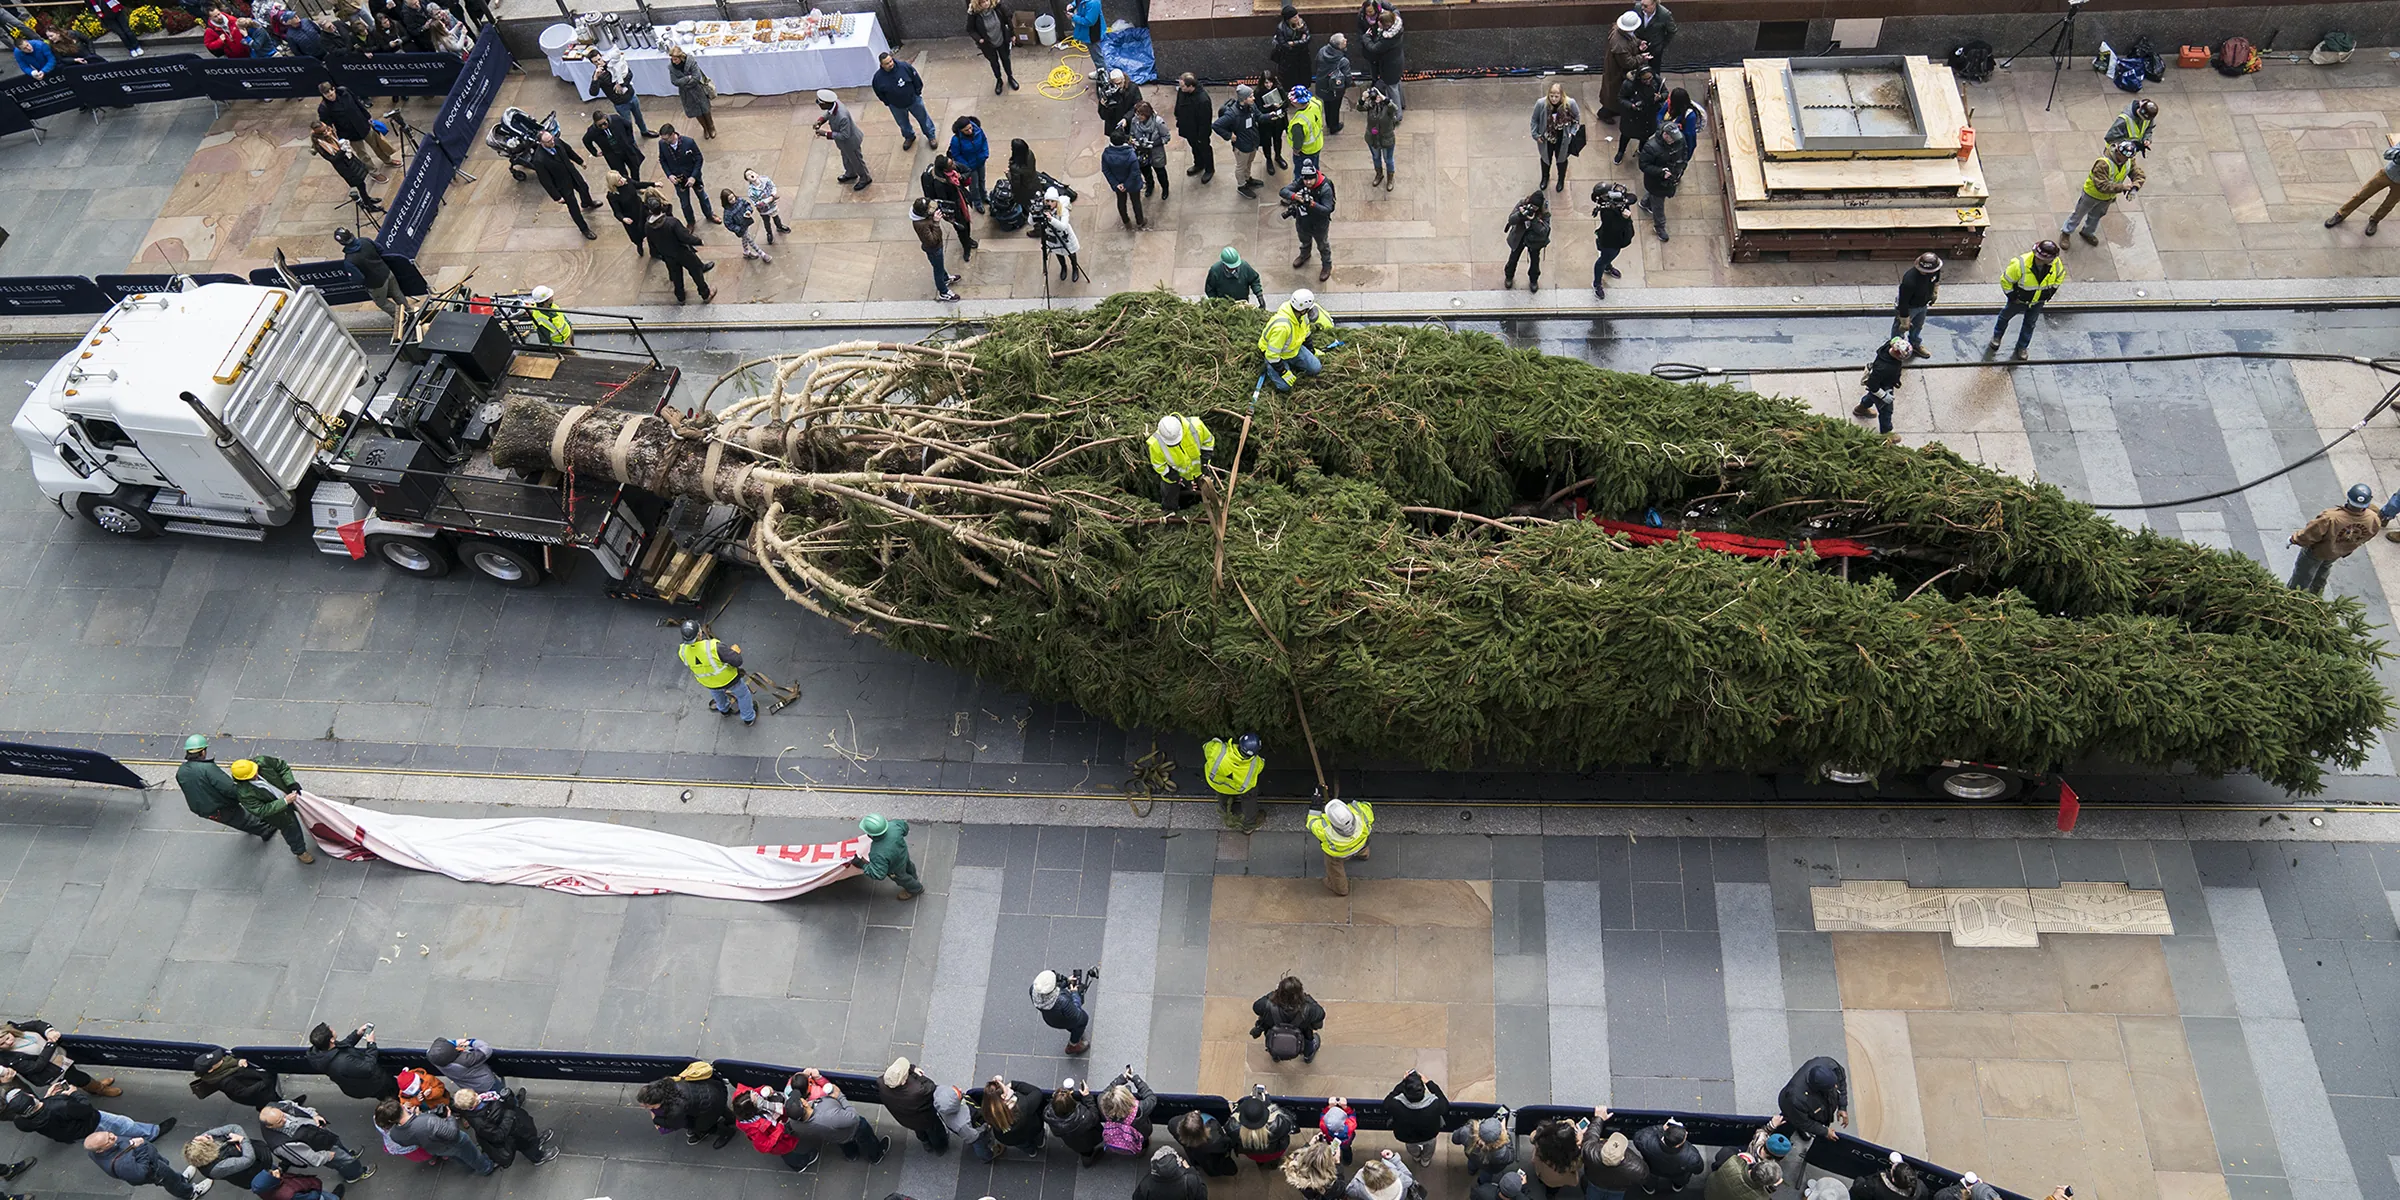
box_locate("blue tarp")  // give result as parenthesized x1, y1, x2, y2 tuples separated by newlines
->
(1097, 28, 1156, 84)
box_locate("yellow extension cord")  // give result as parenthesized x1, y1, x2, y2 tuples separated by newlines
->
(1042, 43, 1092, 100)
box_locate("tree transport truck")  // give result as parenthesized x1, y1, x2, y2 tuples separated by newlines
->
(10, 279, 740, 602)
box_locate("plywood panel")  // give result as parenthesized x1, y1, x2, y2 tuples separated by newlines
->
(1908, 56, 1970, 152)
(1761, 155, 1976, 194)
(1711, 68, 1769, 205)
(1746, 58, 1800, 155)
(1731, 205, 1990, 231)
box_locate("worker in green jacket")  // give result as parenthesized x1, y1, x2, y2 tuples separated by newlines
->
(850, 813, 922, 899)
(1305, 797, 1372, 896)
(226, 752, 317, 863)
(177, 734, 274, 841)
(1203, 732, 1264, 825)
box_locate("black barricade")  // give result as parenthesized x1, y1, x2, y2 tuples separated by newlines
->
(430, 29, 508, 162)
(0, 740, 149, 788)
(56, 1036, 226, 1072)
(375, 133, 448, 260)
(389, 255, 430, 296)
(0, 275, 114, 316)
(0, 93, 32, 137)
(0, 70, 82, 119)
(93, 273, 249, 302)
(193, 54, 331, 101)
(248, 260, 370, 306)
(328, 52, 463, 99)
(231, 1045, 432, 1077)
(68, 55, 208, 109)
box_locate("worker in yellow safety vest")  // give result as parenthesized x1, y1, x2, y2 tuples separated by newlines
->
(1258, 288, 1334, 391)
(677, 618, 755, 724)
(1305, 797, 1373, 896)
(2060, 141, 2144, 249)
(1286, 85, 1326, 172)
(527, 285, 574, 346)
(1985, 239, 2065, 364)
(1147, 413, 1216, 512)
(1203, 732, 1264, 823)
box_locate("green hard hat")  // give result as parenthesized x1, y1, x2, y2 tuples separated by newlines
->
(860, 813, 889, 836)
(183, 734, 209, 753)
(1221, 246, 1241, 266)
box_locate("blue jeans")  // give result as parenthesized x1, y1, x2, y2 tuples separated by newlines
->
(1856, 389, 1894, 434)
(326, 1145, 368, 1182)
(1266, 345, 1321, 391)
(1893, 303, 1928, 349)
(1991, 295, 2041, 352)
(710, 677, 756, 721)
(96, 1112, 161, 1141)
(1369, 144, 1393, 176)
(925, 245, 952, 294)
(1051, 987, 1090, 1043)
(1594, 243, 1622, 289)
(888, 99, 935, 141)
(446, 1136, 496, 1176)
(2290, 552, 2334, 593)
(613, 96, 650, 136)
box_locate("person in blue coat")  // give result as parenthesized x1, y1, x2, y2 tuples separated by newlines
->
(870, 50, 936, 148)
(12, 35, 56, 78)
(1071, 0, 1102, 48)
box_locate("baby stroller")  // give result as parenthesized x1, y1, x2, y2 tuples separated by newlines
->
(486, 107, 560, 182)
(987, 177, 1027, 230)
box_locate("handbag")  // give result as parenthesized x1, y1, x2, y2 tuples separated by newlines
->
(703, 72, 717, 99)
(1568, 123, 1587, 157)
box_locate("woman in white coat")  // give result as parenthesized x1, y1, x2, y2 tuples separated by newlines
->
(1039, 187, 1085, 283)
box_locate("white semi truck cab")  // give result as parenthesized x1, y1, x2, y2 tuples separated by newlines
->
(13, 281, 363, 538)
(13, 280, 736, 603)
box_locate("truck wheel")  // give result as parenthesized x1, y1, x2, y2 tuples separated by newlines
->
(366, 533, 454, 579)
(1927, 764, 2022, 801)
(456, 538, 544, 588)
(74, 488, 163, 538)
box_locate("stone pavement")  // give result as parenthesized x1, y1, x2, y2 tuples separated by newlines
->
(4, 782, 2400, 1200)
(7, 43, 2400, 312)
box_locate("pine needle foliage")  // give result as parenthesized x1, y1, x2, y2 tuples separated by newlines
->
(758, 293, 2388, 791)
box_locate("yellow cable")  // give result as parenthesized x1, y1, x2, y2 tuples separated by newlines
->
(1041, 47, 1091, 100)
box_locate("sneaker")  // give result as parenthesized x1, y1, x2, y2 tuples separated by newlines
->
(937, 292, 962, 302)
(354, 1166, 377, 1182)
(193, 1181, 214, 1197)
(536, 1133, 557, 1152)
(184, 1166, 201, 1182)
(130, 46, 145, 55)
(0, 1159, 35, 1181)
(531, 1149, 559, 1165)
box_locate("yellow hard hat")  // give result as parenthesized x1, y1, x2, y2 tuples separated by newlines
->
(229, 759, 258, 781)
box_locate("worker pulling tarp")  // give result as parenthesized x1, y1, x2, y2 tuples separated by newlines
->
(290, 791, 867, 900)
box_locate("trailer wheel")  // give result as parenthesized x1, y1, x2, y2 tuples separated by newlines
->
(457, 538, 544, 588)
(74, 488, 163, 538)
(366, 533, 454, 579)
(1928, 764, 2023, 801)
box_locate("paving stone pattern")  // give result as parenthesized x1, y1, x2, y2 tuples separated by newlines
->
(7, 784, 2398, 1200)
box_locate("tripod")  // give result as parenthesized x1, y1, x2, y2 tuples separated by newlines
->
(1999, 0, 2086, 112)
(335, 187, 384, 236)
(387, 108, 477, 182)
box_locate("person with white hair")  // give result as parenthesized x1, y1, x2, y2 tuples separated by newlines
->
(1305, 795, 1373, 894)
(1145, 414, 1215, 512)
(1029, 967, 1099, 1054)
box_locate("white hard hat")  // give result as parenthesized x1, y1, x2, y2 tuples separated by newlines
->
(1156, 415, 1185, 446)
(1290, 288, 1317, 310)
(1616, 10, 1640, 30)
(529, 285, 554, 304)
(1323, 799, 1357, 833)
(1033, 970, 1059, 997)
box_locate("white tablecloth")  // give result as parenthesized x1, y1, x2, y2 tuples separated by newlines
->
(542, 15, 890, 100)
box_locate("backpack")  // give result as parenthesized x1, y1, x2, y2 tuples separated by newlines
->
(2215, 37, 2258, 75)
(1948, 39, 1994, 83)
(1265, 1024, 1306, 1061)
(674, 1062, 716, 1082)
(1101, 1118, 1146, 1155)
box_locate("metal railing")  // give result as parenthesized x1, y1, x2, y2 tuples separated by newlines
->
(56, 1033, 2021, 1200)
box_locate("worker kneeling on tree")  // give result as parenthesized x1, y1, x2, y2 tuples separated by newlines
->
(1306, 797, 1373, 896)
(678, 619, 756, 724)
(1148, 413, 1216, 512)
(1259, 288, 1333, 392)
(1203, 732, 1264, 824)
(526, 285, 574, 347)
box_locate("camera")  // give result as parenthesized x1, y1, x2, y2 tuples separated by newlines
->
(1590, 182, 1634, 217)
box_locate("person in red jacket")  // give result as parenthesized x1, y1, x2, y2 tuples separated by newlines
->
(202, 7, 251, 57)
(729, 1084, 805, 1170)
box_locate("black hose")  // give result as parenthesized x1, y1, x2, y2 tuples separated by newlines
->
(1652, 351, 2400, 511)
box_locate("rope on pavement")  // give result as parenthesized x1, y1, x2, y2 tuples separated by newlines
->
(1042, 48, 1092, 100)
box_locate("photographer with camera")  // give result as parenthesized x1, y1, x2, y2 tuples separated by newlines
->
(1280, 162, 1337, 282)
(1359, 84, 1401, 190)
(1592, 182, 1635, 297)
(1029, 968, 1100, 1055)
(1502, 189, 1551, 293)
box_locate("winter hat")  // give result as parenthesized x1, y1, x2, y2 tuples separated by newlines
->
(400, 1072, 430, 1099)
(1765, 1134, 1794, 1157)
(1809, 1062, 1843, 1092)
(1236, 1094, 1268, 1125)
(1236, 84, 1254, 99)
(1495, 1170, 1529, 1200)
(882, 1057, 912, 1087)
(1597, 1132, 1631, 1165)
(1150, 1146, 1184, 1175)
(1476, 1117, 1507, 1145)
(428, 1038, 459, 1065)
(1033, 970, 1059, 1000)
(0, 1089, 32, 1117)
